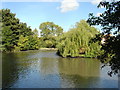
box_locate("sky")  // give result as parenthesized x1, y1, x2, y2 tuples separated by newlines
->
(1, 0, 107, 35)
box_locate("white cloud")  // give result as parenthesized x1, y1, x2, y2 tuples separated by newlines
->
(96, 13, 102, 16)
(59, 0, 79, 13)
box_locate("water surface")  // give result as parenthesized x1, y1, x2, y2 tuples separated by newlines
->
(2, 50, 118, 88)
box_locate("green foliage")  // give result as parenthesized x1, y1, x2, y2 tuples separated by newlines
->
(39, 36, 56, 48)
(85, 42, 103, 58)
(2, 26, 14, 51)
(39, 22, 63, 48)
(57, 20, 101, 57)
(44, 40, 54, 48)
(17, 35, 29, 51)
(17, 35, 39, 51)
(40, 22, 63, 37)
(27, 35, 39, 50)
(87, 1, 120, 76)
(1, 9, 39, 51)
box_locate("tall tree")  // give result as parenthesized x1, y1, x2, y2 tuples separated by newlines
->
(39, 22, 63, 48)
(87, 1, 120, 76)
(39, 22, 63, 37)
(1, 9, 33, 51)
(2, 9, 20, 51)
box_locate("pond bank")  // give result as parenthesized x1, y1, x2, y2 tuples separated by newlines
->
(39, 48, 58, 51)
(2, 48, 58, 53)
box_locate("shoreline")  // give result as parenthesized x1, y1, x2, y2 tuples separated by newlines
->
(39, 48, 58, 51)
(2, 48, 97, 59)
(2, 48, 58, 53)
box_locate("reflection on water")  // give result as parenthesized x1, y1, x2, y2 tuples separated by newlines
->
(2, 50, 118, 88)
(58, 58, 100, 76)
(57, 58, 100, 88)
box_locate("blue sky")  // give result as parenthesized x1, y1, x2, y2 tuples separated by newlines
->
(2, 1, 105, 35)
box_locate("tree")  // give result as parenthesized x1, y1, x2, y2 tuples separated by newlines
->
(57, 20, 101, 57)
(39, 22, 63, 37)
(39, 22, 63, 48)
(1, 9, 33, 51)
(1, 9, 20, 51)
(87, 1, 120, 76)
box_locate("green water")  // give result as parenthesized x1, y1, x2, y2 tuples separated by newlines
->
(2, 50, 118, 88)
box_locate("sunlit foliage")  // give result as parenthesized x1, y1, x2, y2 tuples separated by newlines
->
(39, 22, 63, 48)
(1, 9, 39, 51)
(57, 20, 102, 57)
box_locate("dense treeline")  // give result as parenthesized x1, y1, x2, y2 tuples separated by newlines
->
(1, 9, 63, 52)
(1, 8, 103, 58)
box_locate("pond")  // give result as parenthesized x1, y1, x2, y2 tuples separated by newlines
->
(2, 50, 118, 88)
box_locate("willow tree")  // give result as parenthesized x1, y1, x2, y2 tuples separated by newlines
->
(57, 20, 102, 57)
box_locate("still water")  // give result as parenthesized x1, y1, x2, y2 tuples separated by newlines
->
(2, 50, 118, 88)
